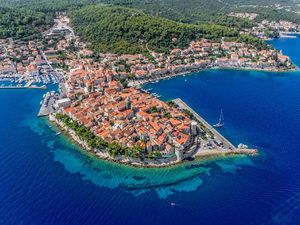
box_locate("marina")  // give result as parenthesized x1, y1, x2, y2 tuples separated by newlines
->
(0, 85, 47, 90)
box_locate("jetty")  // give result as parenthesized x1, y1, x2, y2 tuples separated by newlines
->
(38, 92, 57, 117)
(172, 98, 257, 156)
(172, 98, 236, 149)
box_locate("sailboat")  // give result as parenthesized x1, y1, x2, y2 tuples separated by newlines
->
(213, 109, 224, 128)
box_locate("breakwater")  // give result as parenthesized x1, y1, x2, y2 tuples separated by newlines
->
(172, 98, 257, 155)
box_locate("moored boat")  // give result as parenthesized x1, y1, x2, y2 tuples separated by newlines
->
(213, 109, 224, 128)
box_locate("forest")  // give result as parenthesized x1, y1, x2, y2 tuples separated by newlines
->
(0, 0, 297, 53)
(69, 5, 243, 54)
(1, 0, 300, 25)
(0, 7, 53, 39)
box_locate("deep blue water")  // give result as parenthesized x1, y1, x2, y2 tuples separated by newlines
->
(1, 37, 300, 225)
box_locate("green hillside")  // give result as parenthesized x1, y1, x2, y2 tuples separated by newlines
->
(1, 0, 300, 25)
(69, 5, 242, 54)
(0, 7, 53, 39)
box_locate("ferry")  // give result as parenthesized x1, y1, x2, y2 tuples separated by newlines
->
(213, 109, 224, 128)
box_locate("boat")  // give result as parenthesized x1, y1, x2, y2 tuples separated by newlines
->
(213, 109, 224, 128)
(238, 143, 248, 149)
(56, 132, 61, 136)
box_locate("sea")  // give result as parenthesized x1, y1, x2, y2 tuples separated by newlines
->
(1, 36, 300, 225)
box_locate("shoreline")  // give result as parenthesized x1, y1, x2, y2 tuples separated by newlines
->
(49, 105, 258, 169)
(129, 65, 298, 87)
(0, 85, 47, 90)
(41, 63, 288, 169)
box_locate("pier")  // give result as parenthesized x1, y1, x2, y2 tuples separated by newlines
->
(172, 98, 258, 155)
(38, 92, 57, 117)
(0, 85, 47, 90)
(172, 98, 236, 150)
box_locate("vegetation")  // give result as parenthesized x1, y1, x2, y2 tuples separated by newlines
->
(182, 109, 196, 120)
(1, 0, 300, 26)
(212, 16, 256, 29)
(225, 34, 268, 50)
(55, 113, 145, 158)
(69, 5, 240, 54)
(120, 0, 300, 25)
(0, 7, 53, 39)
(1, 0, 299, 50)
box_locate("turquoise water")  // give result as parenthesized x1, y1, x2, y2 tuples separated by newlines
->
(1, 36, 300, 224)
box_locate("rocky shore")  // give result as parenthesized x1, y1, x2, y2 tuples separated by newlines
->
(49, 114, 258, 168)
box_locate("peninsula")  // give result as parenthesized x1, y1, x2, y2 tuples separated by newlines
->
(1, 5, 297, 167)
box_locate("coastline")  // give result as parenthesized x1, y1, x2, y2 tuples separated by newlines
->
(42, 59, 297, 169)
(49, 101, 258, 168)
(129, 65, 297, 87)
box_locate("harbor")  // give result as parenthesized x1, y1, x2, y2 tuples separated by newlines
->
(0, 85, 46, 89)
(38, 82, 67, 117)
(38, 91, 57, 117)
(172, 98, 257, 155)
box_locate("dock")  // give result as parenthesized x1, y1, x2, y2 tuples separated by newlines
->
(172, 98, 236, 150)
(0, 85, 47, 90)
(38, 92, 57, 117)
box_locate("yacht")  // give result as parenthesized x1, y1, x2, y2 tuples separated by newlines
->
(213, 109, 224, 128)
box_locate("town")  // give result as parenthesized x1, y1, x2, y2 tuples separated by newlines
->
(2, 14, 294, 166)
(229, 12, 300, 39)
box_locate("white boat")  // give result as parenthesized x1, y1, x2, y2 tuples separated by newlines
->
(56, 132, 61, 136)
(213, 109, 224, 128)
(238, 143, 248, 149)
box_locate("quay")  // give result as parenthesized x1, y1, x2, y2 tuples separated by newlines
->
(0, 85, 47, 90)
(172, 98, 257, 155)
(172, 98, 236, 150)
(38, 83, 66, 117)
(38, 92, 57, 117)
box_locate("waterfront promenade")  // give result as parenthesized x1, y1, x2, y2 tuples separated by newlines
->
(172, 98, 236, 150)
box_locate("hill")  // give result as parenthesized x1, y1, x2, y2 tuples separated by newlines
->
(1, 0, 300, 26)
(0, 7, 53, 39)
(68, 5, 247, 54)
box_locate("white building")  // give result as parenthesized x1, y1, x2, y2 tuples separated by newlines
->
(55, 98, 71, 109)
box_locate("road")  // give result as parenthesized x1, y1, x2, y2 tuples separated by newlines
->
(40, 50, 65, 83)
